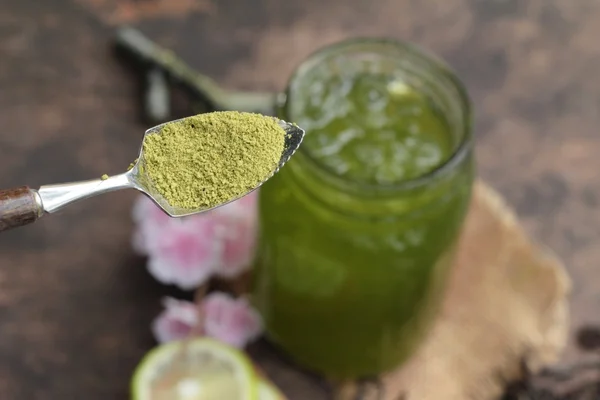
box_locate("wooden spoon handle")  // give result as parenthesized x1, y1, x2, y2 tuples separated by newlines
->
(0, 186, 43, 232)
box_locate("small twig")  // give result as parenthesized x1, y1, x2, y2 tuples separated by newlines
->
(188, 283, 209, 337)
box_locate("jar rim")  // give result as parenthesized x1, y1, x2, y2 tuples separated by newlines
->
(281, 37, 473, 193)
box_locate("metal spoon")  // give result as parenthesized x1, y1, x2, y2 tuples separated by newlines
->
(0, 116, 305, 232)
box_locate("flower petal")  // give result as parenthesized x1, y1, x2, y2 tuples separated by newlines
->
(209, 193, 259, 278)
(218, 219, 257, 278)
(132, 225, 150, 256)
(132, 192, 259, 288)
(133, 194, 170, 226)
(151, 297, 200, 343)
(201, 292, 263, 348)
(212, 191, 258, 223)
(132, 195, 174, 255)
(146, 220, 222, 290)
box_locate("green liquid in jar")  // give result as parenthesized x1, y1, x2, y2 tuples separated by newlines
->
(253, 51, 473, 378)
(297, 73, 453, 183)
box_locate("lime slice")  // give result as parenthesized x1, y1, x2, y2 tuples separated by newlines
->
(132, 338, 258, 400)
(257, 379, 284, 400)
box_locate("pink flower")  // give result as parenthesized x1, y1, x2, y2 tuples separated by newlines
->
(201, 292, 263, 348)
(212, 192, 258, 222)
(218, 219, 257, 278)
(131, 192, 260, 290)
(132, 194, 170, 226)
(146, 218, 222, 290)
(152, 297, 200, 343)
(212, 193, 259, 278)
(132, 195, 172, 255)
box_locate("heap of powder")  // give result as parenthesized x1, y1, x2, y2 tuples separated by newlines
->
(142, 111, 286, 210)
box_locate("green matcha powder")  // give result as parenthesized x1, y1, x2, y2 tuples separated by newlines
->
(142, 111, 286, 210)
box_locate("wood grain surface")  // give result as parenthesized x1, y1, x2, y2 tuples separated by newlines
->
(0, 187, 40, 232)
(0, 0, 598, 398)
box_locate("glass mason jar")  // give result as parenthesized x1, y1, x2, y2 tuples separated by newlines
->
(252, 38, 474, 379)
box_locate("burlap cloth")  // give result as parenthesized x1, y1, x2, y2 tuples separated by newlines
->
(332, 180, 571, 400)
(257, 180, 570, 400)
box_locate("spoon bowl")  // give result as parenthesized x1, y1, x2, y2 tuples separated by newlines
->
(130, 118, 305, 217)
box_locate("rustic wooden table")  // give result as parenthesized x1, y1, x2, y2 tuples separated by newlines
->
(0, 0, 598, 398)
